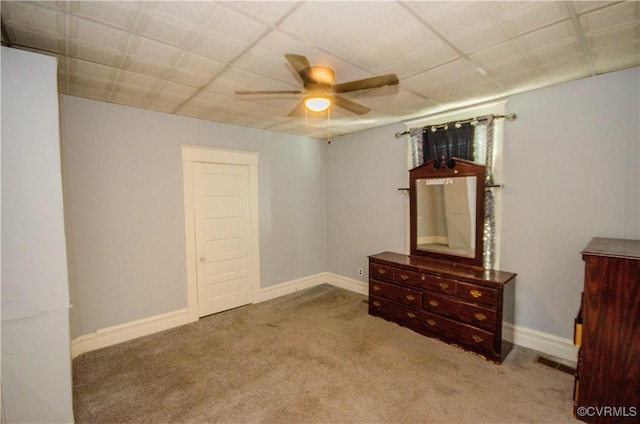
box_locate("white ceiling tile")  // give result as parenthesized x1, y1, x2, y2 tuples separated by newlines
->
(189, 32, 247, 63)
(178, 53, 225, 76)
(591, 41, 640, 74)
(489, 1, 568, 36)
(136, 11, 199, 48)
(516, 21, 577, 53)
(156, 81, 198, 99)
(69, 74, 111, 92)
(122, 56, 172, 79)
(111, 91, 148, 108)
(579, 1, 640, 36)
(65, 83, 109, 102)
(6, 26, 65, 54)
(223, 1, 300, 26)
(68, 41, 123, 67)
(469, 41, 524, 68)
(200, 4, 269, 46)
(117, 70, 159, 90)
(71, 17, 129, 52)
(70, 1, 141, 31)
(128, 36, 182, 66)
(2, 1, 64, 35)
(234, 31, 328, 82)
(2, 0, 638, 139)
(69, 58, 116, 83)
(539, 57, 592, 84)
(280, 2, 445, 73)
(145, 1, 214, 28)
(572, 1, 621, 15)
(168, 70, 213, 89)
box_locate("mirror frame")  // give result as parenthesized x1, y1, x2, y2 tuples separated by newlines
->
(410, 158, 486, 267)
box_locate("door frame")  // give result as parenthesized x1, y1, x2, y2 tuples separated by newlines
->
(181, 145, 260, 322)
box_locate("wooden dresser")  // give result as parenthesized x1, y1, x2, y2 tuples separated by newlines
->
(574, 238, 640, 423)
(368, 251, 516, 363)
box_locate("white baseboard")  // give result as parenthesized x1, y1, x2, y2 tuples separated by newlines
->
(255, 273, 327, 303)
(71, 308, 192, 359)
(503, 322, 578, 364)
(321, 272, 369, 295)
(71, 273, 577, 364)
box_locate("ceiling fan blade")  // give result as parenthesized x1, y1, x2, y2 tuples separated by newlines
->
(287, 100, 306, 117)
(332, 95, 371, 115)
(332, 74, 399, 93)
(235, 90, 305, 95)
(285, 53, 317, 86)
(285, 53, 311, 74)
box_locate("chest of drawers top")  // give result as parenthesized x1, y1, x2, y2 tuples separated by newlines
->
(368, 251, 516, 289)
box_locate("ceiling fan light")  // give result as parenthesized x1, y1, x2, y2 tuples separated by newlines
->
(305, 96, 331, 112)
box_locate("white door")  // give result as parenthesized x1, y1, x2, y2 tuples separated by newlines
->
(193, 162, 253, 317)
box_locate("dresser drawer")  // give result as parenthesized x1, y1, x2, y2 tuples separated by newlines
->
(422, 292, 496, 331)
(394, 268, 421, 285)
(458, 324, 495, 355)
(421, 311, 495, 355)
(456, 282, 498, 306)
(369, 262, 395, 282)
(419, 274, 458, 295)
(369, 296, 422, 328)
(369, 280, 422, 308)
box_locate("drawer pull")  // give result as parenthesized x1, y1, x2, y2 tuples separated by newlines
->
(407, 312, 416, 318)
(377, 268, 386, 275)
(428, 300, 439, 307)
(373, 301, 381, 307)
(372, 285, 381, 291)
(439, 282, 449, 290)
(474, 313, 487, 321)
(400, 274, 409, 281)
(426, 319, 437, 327)
(406, 294, 415, 301)
(470, 289, 482, 298)
(421, 275, 426, 281)
(472, 334, 484, 343)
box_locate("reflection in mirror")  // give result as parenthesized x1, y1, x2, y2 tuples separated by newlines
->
(410, 158, 485, 266)
(416, 176, 477, 258)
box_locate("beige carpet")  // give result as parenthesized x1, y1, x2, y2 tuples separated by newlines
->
(73, 284, 578, 423)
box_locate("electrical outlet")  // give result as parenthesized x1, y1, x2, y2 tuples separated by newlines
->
(358, 268, 363, 276)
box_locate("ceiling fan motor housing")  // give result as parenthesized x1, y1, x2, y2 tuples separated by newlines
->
(301, 66, 335, 88)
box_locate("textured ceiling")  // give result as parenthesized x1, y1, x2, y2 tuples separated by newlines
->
(2, 1, 639, 140)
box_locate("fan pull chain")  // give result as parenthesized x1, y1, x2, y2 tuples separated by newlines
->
(327, 108, 331, 144)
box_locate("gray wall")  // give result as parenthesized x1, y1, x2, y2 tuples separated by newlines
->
(60, 96, 326, 338)
(326, 67, 640, 340)
(325, 123, 409, 280)
(500, 67, 639, 337)
(1, 47, 74, 423)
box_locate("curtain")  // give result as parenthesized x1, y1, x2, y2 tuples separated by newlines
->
(409, 127, 424, 168)
(423, 122, 475, 164)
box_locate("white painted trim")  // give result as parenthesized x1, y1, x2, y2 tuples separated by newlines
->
(321, 272, 369, 296)
(70, 309, 191, 358)
(255, 273, 327, 303)
(255, 272, 368, 303)
(70, 272, 577, 365)
(503, 322, 578, 363)
(180, 145, 261, 321)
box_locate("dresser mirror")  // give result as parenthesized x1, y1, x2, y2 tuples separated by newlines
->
(410, 158, 486, 267)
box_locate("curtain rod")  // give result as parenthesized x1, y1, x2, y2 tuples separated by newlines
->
(394, 113, 518, 139)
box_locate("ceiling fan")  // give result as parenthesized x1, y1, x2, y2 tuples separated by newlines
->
(235, 53, 399, 117)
